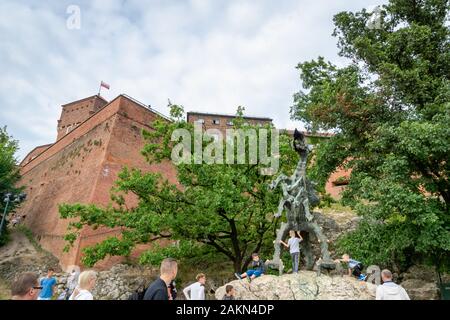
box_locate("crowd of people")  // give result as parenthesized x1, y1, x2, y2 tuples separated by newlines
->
(8, 231, 410, 301)
(9, 253, 409, 301)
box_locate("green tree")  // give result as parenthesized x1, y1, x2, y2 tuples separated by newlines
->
(60, 105, 298, 272)
(0, 126, 21, 246)
(291, 0, 449, 272)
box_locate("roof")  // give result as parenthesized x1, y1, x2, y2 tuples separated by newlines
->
(280, 129, 334, 138)
(120, 94, 172, 122)
(187, 111, 272, 122)
(20, 94, 171, 169)
(20, 143, 54, 166)
(61, 94, 108, 107)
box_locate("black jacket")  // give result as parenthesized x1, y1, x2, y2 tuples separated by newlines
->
(143, 278, 169, 300)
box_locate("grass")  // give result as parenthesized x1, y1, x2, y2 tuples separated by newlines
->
(0, 278, 11, 300)
(319, 202, 355, 214)
(15, 225, 43, 252)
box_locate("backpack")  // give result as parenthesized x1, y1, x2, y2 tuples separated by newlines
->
(128, 284, 147, 300)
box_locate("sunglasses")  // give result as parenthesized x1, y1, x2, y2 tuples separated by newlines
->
(33, 286, 43, 290)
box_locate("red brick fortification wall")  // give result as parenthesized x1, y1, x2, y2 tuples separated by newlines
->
(17, 95, 178, 270)
(325, 168, 351, 199)
(75, 97, 179, 269)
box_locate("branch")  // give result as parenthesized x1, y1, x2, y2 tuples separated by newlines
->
(203, 236, 235, 261)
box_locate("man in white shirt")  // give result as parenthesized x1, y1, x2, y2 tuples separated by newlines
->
(376, 269, 410, 300)
(183, 273, 206, 300)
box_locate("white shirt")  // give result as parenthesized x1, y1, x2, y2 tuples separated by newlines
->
(67, 272, 79, 290)
(69, 288, 94, 300)
(376, 282, 410, 300)
(287, 237, 301, 254)
(183, 282, 205, 300)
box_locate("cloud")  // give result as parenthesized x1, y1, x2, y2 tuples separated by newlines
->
(0, 0, 386, 160)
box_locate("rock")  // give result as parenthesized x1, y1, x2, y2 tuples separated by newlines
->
(398, 265, 450, 300)
(400, 279, 439, 300)
(215, 272, 376, 300)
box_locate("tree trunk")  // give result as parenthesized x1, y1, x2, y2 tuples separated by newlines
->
(234, 258, 244, 273)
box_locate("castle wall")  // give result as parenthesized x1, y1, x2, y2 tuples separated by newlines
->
(17, 95, 178, 270)
(18, 114, 116, 268)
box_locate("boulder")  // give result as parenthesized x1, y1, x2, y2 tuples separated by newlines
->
(215, 271, 376, 300)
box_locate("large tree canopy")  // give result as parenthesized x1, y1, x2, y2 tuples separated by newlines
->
(291, 0, 449, 272)
(0, 126, 21, 245)
(60, 105, 299, 272)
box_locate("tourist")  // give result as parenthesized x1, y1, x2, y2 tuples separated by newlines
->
(38, 268, 57, 300)
(11, 215, 20, 227)
(143, 258, 178, 300)
(376, 269, 410, 300)
(65, 269, 80, 300)
(222, 285, 236, 300)
(279, 230, 303, 274)
(235, 253, 265, 281)
(69, 270, 97, 300)
(335, 254, 367, 280)
(183, 273, 206, 300)
(11, 272, 41, 300)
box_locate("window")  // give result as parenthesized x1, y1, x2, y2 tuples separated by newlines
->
(212, 119, 220, 125)
(227, 120, 233, 126)
(195, 118, 205, 124)
(66, 125, 73, 134)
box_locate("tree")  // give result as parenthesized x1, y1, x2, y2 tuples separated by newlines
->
(60, 105, 298, 272)
(0, 126, 21, 246)
(291, 0, 449, 272)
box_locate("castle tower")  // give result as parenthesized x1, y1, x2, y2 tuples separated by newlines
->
(56, 95, 108, 141)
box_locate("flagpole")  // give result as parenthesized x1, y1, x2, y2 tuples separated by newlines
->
(98, 82, 102, 96)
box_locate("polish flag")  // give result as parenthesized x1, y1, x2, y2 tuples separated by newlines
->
(100, 81, 110, 90)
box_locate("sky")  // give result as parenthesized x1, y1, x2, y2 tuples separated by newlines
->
(0, 0, 386, 161)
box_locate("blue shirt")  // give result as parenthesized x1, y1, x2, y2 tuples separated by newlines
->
(348, 259, 361, 269)
(39, 277, 56, 298)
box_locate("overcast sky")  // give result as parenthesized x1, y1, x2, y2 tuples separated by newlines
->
(0, 0, 386, 161)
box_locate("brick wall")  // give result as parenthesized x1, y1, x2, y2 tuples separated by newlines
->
(17, 95, 178, 270)
(56, 95, 108, 141)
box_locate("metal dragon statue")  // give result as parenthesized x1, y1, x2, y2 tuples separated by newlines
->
(266, 129, 336, 275)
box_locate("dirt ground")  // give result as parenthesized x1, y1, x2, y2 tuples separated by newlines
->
(0, 229, 40, 264)
(0, 228, 53, 299)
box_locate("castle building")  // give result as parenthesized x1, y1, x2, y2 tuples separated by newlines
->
(17, 94, 348, 270)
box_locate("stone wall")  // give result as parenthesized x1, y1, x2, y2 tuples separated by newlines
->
(54, 264, 159, 300)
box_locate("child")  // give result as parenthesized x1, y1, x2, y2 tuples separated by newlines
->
(279, 230, 303, 274)
(222, 285, 236, 300)
(335, 254, 367, 280)
(235, 253, 265, 281)
(183, 273, 206, 300)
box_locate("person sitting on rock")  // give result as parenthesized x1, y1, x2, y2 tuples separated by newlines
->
(222, 285, 236, 300)
(235, 253, 265, 281)
(335, 254, 367, 280)
(376, 269, 410, 300)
